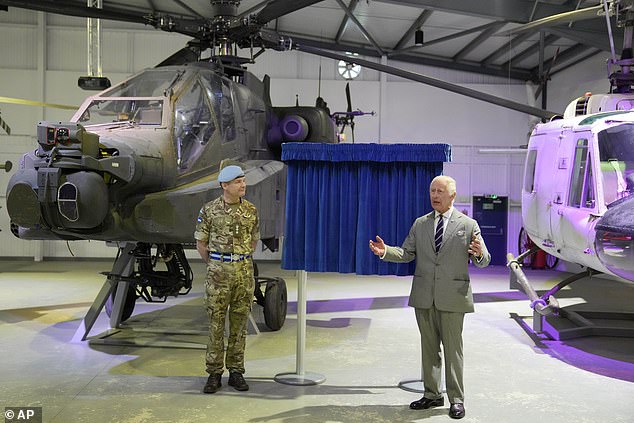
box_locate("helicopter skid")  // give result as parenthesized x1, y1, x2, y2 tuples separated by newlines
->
(539, 309, 634, 341)
(508, 252, 634, 339)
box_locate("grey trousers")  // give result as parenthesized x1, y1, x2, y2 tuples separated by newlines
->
(415, 306, 466, 404)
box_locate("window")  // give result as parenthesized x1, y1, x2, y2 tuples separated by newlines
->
(568, 138, 595, 208)
(598, 124, 634, 205)
(173, 79, 216, 171)
(523, 149, 538, 193)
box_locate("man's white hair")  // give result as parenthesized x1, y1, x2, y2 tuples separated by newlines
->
(431, 175, 457, 195)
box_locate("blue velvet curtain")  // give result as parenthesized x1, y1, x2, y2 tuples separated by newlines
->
(281, 143, 451, 275)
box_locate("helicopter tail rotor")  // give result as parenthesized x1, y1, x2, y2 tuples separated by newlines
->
(345, 83, 356, 143)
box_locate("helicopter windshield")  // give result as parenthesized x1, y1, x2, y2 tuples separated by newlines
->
(174, 75, 218, 171)
(77, 98, 164, 125)
(74, 69, 183, 126)
(102, 69, 182, 97)
(597, 124, 634, 205)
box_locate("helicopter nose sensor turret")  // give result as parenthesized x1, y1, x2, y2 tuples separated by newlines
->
(6, 122, 110, 233)
(595, 195, 634, 281)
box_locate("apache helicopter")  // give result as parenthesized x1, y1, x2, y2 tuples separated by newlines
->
(4, 0, 343, 338)
(506, 0, 634, 338)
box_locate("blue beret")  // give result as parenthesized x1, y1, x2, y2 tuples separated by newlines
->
(218, 165, 245, 183)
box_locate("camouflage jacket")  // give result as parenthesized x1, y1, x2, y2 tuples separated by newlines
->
(194, 196, 259, 255)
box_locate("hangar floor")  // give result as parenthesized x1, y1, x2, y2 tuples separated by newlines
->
(0, 259, 633, 423)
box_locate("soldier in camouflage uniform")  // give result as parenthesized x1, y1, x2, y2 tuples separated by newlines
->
(194, 165, 259, 394)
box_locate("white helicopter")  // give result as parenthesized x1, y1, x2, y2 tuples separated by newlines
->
(508, 0, 634, 338)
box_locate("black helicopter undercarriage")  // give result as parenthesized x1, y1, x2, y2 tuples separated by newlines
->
(73, 242, 287, 346)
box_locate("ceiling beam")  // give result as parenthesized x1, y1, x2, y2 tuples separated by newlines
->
(393, 9, 433, 51)
(530, 43, 600, 77)
(500, 33, 559, 68)
(482, 31, 535, 66)
(549, 48, 603, 77)
(453, 22, 504, 62)
(371, 0, 600, 23)
(238, 0, 268, 19)
(390, 21, 503, 58)
(335, 0, 359, 42)
(173, 0, 204, 18)
(548, 27, 621, 53)
(333, 0, 384, 55)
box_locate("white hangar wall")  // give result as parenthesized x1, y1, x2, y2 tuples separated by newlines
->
(0, 9, 601, 261)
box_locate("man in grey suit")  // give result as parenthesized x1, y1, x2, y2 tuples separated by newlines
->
(369, 175, 490, 420)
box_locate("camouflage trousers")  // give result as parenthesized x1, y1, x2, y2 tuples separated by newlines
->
(204, 259, 254, 375)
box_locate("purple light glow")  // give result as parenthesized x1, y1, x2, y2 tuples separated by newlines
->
(540, 338, 634, 382)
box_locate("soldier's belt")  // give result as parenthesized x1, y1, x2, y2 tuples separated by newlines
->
(209, 252, 252, 262)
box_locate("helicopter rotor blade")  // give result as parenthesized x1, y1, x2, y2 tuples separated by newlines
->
(346, 83, 355, 142)
(0, 0, 150, 25)
(256, 0, 326, 24)
(295, 44, 558, 120)
(498, 5, 604, 37)
(0, 96, 77, 110)
(345, 82, 352, 113)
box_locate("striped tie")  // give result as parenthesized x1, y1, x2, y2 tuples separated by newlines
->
(435, 214, 444, 253)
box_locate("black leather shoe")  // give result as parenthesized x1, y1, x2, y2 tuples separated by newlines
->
(228, 372, 249, 391)
(409, 397, 444, 410)
(449, 403, 465, 419)
(203, 374, 222, 394)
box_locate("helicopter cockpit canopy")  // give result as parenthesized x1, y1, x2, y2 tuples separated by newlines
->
(598, 124, 634, 205)
(77, 98, 164, 126)
(70, 64, 256, 175)
(73, 68, 183, 126)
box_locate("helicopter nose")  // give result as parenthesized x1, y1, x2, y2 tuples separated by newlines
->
(7, 169, 109, 230)
(6, 169, 41, 228)
(595, 195, 634, 281)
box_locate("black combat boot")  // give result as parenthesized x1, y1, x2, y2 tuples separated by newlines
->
(203, 374, 222, 394)
(228, 372, 249, 391)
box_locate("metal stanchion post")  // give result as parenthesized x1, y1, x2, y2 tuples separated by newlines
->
(274, 270, 325, 385)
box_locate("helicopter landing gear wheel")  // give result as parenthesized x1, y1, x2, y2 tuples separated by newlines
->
(545, 252, 559, 269)
(263, 278, 287, 331)
(518, 227, 533, 267)
(518, 227, 559, 269)
(105, 283, 137, 322)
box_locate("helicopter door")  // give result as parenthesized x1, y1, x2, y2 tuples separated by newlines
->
(173, 78, 218, 172)
(525, 133, 560, 247)
(551, 135, 597, 261)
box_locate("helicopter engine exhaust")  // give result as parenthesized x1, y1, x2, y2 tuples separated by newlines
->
(268, 106, 337, 153)
(280, 115, 309, 141)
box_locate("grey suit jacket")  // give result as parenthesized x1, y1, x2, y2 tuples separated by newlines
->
(383, 208, 490, 313)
